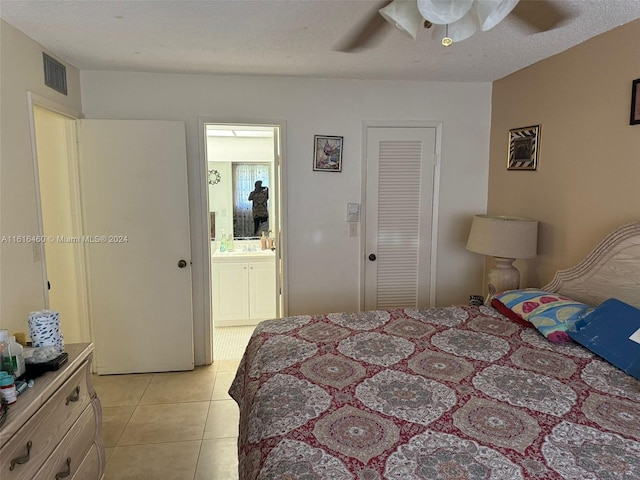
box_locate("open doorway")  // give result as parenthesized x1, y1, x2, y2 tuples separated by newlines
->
(29, 97, 90, 345)
(202, 122, 285, 360)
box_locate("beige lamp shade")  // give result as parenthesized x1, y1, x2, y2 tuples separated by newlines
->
(466, 215, 538, 259)
(467, 215, 538, 303)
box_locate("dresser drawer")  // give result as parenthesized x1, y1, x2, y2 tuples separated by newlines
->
(0, 360, 92, 480)
(33, 404, 97, 480)
(71, 444, 101, 480)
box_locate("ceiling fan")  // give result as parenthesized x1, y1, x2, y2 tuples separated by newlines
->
(335, 0, 571, 51)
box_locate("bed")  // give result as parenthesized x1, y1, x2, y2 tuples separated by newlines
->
(229, 221, 640, 480)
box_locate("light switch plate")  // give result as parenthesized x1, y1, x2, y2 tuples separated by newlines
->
(347, 203, 359, 222)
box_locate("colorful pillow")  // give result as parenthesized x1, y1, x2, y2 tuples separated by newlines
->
(492, 289, 593, 343)
(490, 297, 534, 328)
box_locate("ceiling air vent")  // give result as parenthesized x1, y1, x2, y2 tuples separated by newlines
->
(42, 53, 67, 95)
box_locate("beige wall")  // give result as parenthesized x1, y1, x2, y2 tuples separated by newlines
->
(488, 19, 640, 291)
(0, 20, 82, 335)
(34, 106, 86, 343)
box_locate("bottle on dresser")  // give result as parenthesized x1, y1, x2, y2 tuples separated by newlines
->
(0, 331, 25, 378)
(0, 371, 17, 404)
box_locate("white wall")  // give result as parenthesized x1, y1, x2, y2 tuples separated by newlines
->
(208, 161, 233, 237)
(206, 136, 274, 162)
(80, 71, 491, 365)
(0, 20, 82, 336)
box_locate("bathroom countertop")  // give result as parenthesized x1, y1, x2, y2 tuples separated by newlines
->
(212, 248, 275, 259)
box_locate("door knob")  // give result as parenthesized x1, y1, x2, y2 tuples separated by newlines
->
(368, 254, 376, 261)
(178, 259, 188, 268)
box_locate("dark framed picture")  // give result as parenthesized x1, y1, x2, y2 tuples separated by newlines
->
(507, 125, 540, 171)
(630, 78, 640, 125)
(313, 135, 343, 172)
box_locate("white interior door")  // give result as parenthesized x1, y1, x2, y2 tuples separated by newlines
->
(78, 119, 193, 374)
(364, 126, 437, 310)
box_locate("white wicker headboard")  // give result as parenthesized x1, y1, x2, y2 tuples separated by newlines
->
(542, 221, 640, 308)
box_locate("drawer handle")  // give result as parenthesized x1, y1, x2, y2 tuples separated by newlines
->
(65, 386, 80, 405)
(9, 440, 32, 470)
(55, 457, 71, 479)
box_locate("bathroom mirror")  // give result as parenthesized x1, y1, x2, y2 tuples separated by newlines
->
(209, 161, 273, 240)
(206, 124, 276, 242)
(232, 163, 270, 238)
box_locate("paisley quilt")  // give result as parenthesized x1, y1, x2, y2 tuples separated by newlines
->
(229, 306, 640, 480)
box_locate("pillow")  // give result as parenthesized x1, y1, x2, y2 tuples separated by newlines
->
(490, 297, 535, 328)
(492, 289, 592, 343)
(568, 298, 640, 380)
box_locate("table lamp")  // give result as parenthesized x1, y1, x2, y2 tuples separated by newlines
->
(466, 215, 538, 304)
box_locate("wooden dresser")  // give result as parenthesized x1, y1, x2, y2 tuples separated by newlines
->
(0, 343, 105, 480)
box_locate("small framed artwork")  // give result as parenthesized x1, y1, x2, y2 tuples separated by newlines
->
(630, 78, 640, 125)
(507, 125, 540, 170)
(313, 135, 343, 172)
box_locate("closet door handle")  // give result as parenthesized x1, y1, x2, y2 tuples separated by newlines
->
(55, 458, 71, 479)
(368, 254, 376, 261)
(10, 441, 32, 470)
(66, 386, 80, 405)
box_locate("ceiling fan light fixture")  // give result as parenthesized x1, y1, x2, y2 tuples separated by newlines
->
(476, 0, 520, 31)
(417, 0, 473, 25)
(379, 0, 424, 40)
(432, 11, 477, 44)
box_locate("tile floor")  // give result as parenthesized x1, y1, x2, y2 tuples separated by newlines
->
(95, 326, 254, 480)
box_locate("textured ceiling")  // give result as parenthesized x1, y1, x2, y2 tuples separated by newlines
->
(1, 0, 639, 82)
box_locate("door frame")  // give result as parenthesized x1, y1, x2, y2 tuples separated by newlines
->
(360, 120, 443, 309)
(26, 92, 91, 342)
(197, 116, 288, 364)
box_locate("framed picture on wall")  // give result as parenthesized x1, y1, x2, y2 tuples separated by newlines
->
(313, 135, 343, 172)
(630, 78, 640, 125)
(507, 125, 540, 171)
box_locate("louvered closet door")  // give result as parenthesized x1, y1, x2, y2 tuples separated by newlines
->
(364, 127, 436, 310)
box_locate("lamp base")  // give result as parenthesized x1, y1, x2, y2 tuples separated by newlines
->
(485, 257, 520, 305)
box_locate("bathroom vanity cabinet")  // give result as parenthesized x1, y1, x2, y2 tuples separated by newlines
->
(212, 251, 276, 326)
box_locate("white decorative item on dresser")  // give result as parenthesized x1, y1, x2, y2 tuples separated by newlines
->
(0, 343, 104, 480)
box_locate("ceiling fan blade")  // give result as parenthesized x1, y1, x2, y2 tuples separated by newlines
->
(333, 1, 392, 52)
(510, 0, 572, 33)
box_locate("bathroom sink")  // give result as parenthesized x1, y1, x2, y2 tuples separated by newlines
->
(213, 248, 275, 258)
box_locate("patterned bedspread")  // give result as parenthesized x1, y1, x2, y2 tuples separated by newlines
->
(229, 306, 640, 479)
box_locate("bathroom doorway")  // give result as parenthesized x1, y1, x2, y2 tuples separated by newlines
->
(201, 121, 285, 339)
